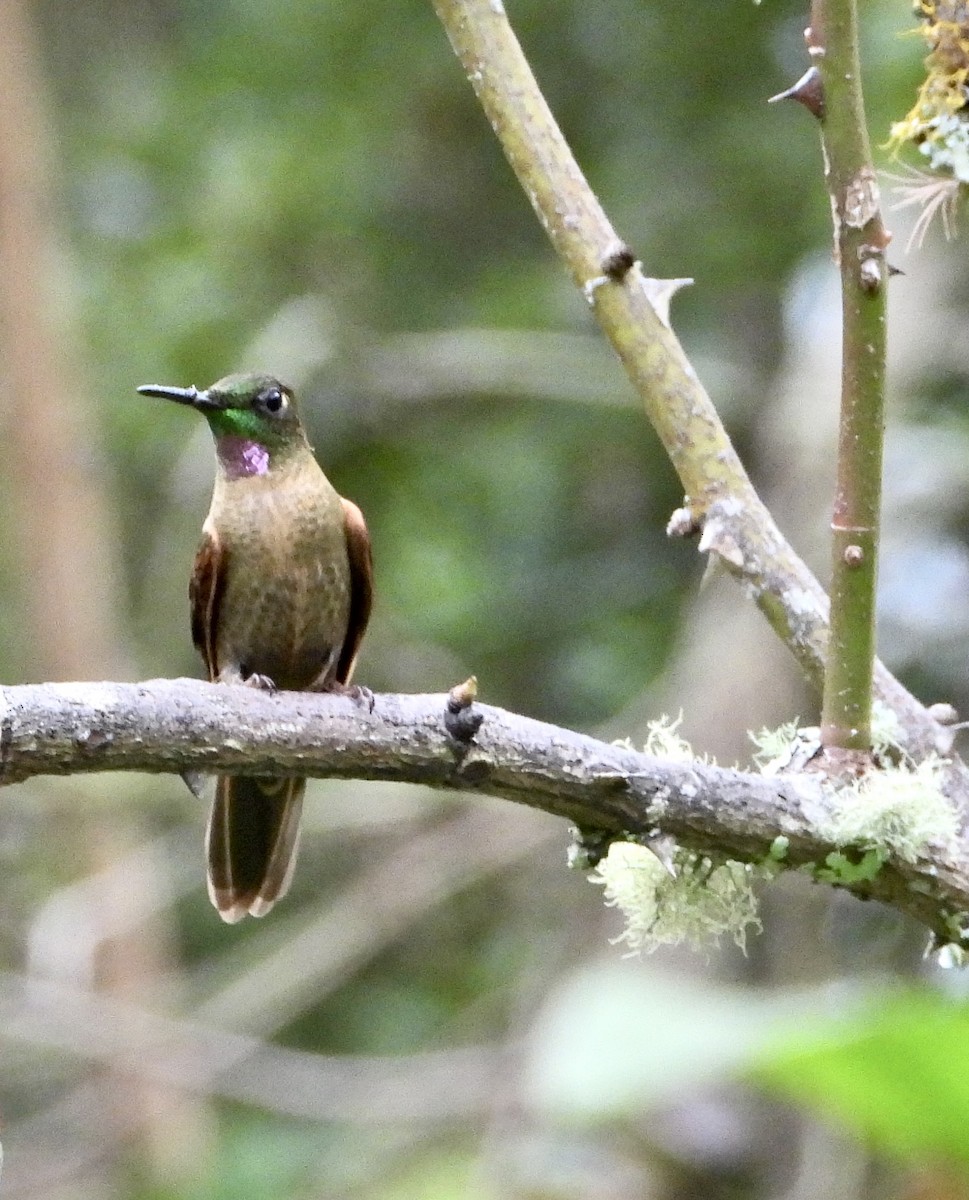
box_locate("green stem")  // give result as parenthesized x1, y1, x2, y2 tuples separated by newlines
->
(812, 0, 889, 751)
(429, 0, 945, 758)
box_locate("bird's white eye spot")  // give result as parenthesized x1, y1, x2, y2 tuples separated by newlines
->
(260, 387, 287, 415)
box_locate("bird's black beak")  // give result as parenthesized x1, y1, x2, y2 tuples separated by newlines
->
(136, 384, 225, 411)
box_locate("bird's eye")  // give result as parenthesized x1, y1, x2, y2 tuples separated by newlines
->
(260, 387, 287, 415)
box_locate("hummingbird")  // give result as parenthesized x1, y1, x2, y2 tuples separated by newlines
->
(137, 372, 373, 922)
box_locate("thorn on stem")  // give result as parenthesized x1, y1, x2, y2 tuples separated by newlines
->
(645, 834, 679, 878)
(768, 67, 825, 120)
(181, 770, 209, 800)
(642, 276, 693, 328)
(843, 544, 864, 567)
(698, 517, 745, 569)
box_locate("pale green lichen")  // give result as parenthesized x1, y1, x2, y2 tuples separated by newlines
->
(934, 914, 969, 968)
(871, 701, 906, 761)
(886, 1, 969, 245)
(750, 720, 802, 772)
(599, 710, 954, 960)
(768, 835, 789, 862)
(936, 943, 968, 969)
(943, 910, 969, 943)
(642, 712, 695, 762)
(749, 708, 953, 871)
(889, 0, 969, 178)
(755, 836, 791, 881)
(590, 841, 763, 954)
(818, 755, 958, 864)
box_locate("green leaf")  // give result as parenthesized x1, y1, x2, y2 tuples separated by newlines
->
(814, 848, 886, 885)
(754, 989, 969, 1172)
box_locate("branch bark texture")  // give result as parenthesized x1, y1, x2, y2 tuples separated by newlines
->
(2, 679, 968, 949)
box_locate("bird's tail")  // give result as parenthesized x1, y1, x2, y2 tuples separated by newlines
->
(205, 774, 305, 922)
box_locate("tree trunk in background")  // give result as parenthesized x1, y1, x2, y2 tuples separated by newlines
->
(0, 2, 215, 1192)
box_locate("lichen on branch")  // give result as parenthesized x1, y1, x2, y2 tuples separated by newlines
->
(2, 678, 969, 951)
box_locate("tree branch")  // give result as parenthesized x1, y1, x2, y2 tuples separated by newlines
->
(2, 678, 968, 948)
(427, 0, 957, 763)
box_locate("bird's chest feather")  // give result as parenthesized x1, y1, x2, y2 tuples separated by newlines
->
(208, 467, 351, 689)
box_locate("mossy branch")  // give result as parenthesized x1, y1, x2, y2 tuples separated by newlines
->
(2, 678, 969, 949)
(427, 0, 953, 761)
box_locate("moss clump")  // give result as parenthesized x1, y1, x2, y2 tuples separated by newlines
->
(590, 842, 763, 954)
(818, 756, 958, 865)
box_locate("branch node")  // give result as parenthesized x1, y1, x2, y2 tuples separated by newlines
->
(805, 24, 826, 57)
(0, 707, 12, 777)
(928, 703, 959, 726)
(843, 167, 880, 229)
(445, 676, 484, 743)
(667, 504, 702, 539)
(600, 241, 636, 282)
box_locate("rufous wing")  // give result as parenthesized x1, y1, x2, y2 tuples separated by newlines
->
(189, 524, 227, 682)
(336, 497, 373, 684)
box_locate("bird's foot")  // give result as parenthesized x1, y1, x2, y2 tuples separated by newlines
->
(329, 681, 375, 712)
(244, 672, 278, 693)
(347, 684, 375, 712)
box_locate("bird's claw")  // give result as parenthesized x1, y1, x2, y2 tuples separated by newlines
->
(244, 672, 277, 693)
(344, 683, 375, 712)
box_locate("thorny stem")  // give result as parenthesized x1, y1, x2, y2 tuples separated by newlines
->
(429, 0, 948, 760)
(430, 0, 753, 508)
(811, 0, 889, 751)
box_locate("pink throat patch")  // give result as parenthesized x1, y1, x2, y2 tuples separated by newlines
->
(217, 436, 270, 479)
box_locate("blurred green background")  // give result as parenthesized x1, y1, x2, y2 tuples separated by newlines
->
(3, 0, 969, 1196)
